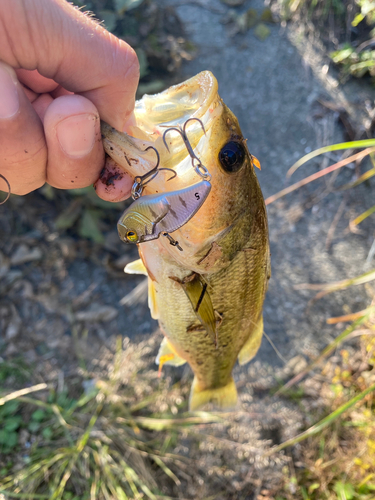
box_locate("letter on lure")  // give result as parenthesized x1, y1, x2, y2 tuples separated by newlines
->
(102, 71, 271, 411)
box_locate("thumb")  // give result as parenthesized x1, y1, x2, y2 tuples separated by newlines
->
(0, 0, 139, 131)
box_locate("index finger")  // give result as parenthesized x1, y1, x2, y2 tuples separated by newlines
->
(0, 0, 139, 131)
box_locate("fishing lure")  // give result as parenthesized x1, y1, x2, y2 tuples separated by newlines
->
(118, 180, 211, 251)
(117, 118, 212, 251)
(131, 146, 176, 200)
(0, 174, 11, 205)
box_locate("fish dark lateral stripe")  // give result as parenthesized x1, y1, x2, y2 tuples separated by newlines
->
(195, 283, 207, 312)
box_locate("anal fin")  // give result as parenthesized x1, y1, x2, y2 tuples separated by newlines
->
(238, 316, 264, 365)
(156, 337, 186, 371)
(189, 377, 237, 411)
(124, 259, 158, 319)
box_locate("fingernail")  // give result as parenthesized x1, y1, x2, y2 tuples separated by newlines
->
(123, 111, 136, 133)
(0, 62, 20, 119)
(56, 113, 97, 158)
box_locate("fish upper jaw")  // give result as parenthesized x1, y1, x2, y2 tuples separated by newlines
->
(101, 72, 223, 191)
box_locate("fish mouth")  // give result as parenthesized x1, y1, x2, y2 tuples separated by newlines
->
(101, 72, 222, 188)
(131, 71, 221, 179)
(134, 71, 218, 134)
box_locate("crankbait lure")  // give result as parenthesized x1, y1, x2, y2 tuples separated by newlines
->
(118, 180, 211, 251)
(131, 146, 176, 200)
(0, 174, 11, 205)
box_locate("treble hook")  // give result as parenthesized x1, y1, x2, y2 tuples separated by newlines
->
(0, 174, 11, 205)
(162, 118, 211, 181)
(131, 146, 177, 200)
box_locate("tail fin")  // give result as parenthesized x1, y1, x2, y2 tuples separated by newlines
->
(189, 377, 238, 411)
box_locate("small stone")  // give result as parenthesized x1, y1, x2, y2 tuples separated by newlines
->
(75, 305, 118, 322)
(10, 244, 43, 265)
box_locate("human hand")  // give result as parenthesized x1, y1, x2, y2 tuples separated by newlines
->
(0, 0, 139, 200)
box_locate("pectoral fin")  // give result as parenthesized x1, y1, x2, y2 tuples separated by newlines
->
(179, 274, 217, 346)
(124, 259, 148, 275)
(148, 278, 158, 319)
(189, 376, 237, 411)
(156, 337, 186, 376)
(238, 316, 264, 365)
(124, 259, 158, 319)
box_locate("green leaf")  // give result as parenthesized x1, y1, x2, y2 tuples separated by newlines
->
(308, 483, 320, 493)
(0, 429, 18, 449)
(114, 0, 144, 15)
(4, 416, 22, 431)
(137, 80, 166, 97)
(39, 184, 56, 200)
(28, 421, 40, 433)
(78, 209, 105, 244)
(352, 13, 365, 27)
(0, 400, 20, 417)
(334, 481, 355, 500)
(98, 10, 117, 32)
(31, 409, 46, 421)
(260, 7, 275, 23)
(0, 429, 8, 443)
(331, 46, 355, 63)
(42, 426, 53, 440)
(55, 199, 82, 230)
(245, 8, 258, 29)
(253, 23, 270, 41)
(135, 48, 149, 79)
(4, 431, 18, 449)
(67, 187, 92, 196)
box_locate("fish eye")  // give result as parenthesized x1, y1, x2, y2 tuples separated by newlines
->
(126, 230, 138, 242)
(218, 141, 246, 173)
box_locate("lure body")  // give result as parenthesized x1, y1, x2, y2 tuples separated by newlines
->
(118, 180, 211, 244)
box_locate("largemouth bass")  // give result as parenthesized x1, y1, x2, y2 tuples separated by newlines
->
(101, 71, 270, 410)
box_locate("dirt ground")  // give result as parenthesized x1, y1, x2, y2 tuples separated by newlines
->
(1, 0, 375, 498)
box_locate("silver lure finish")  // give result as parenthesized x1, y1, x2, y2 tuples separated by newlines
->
(117, 180, 211, 244)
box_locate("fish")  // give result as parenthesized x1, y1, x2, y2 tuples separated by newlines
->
(101, 71, 270, 410)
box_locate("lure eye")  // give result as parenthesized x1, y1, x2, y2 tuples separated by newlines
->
(218, 141, 246, 173)
(126, 230, 138, 243)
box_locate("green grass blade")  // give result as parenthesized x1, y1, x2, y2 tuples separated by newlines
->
(152, 456, 181, 486)
(278, 306, 375, 392)
(350, 204, 375, 228)
(124, 412, 222, 431)
(295, 268, 375, 298)
(340, 166, 375, 190)
(270, 381, 375, 454)
(287, 140, 375, 177)
(0, 383, 48, 405)
(0, 491, 50, 499)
